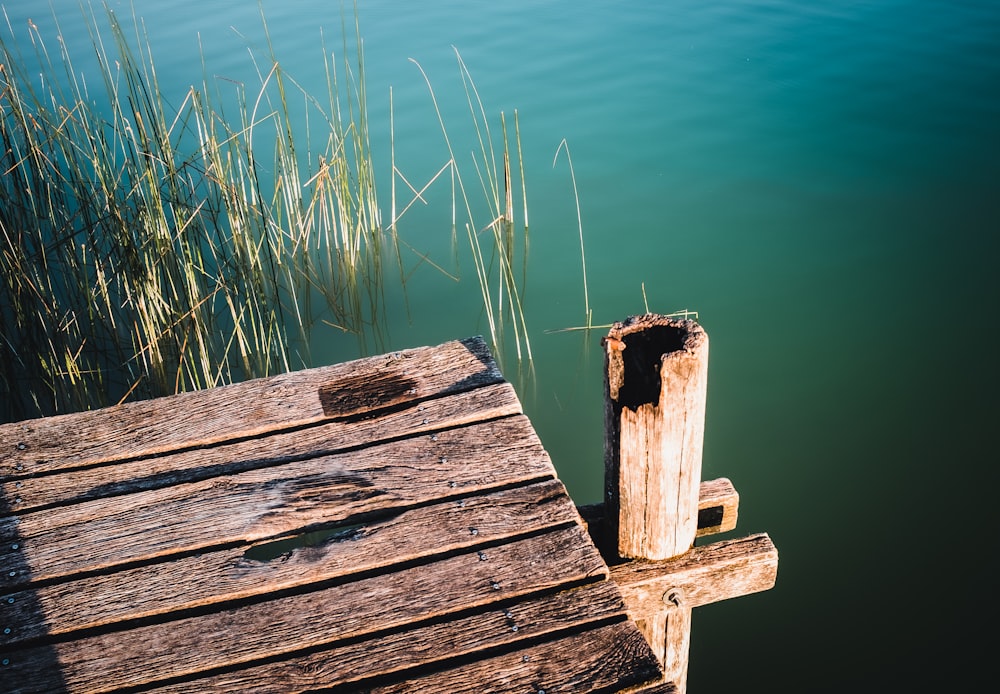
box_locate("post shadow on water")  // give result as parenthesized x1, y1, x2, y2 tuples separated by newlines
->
(1, 490, 67, 692)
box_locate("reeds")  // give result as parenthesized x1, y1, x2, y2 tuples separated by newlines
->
(402, 49, 532, 361)
(0, 4, 536, 424)
(553, 138, 589, 328)
(0, 4, 391, 422)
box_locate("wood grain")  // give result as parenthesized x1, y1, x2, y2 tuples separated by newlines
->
(0, 337, 501, 478)
(151, 581, 631, 693)
(611, 533, 779, 612)
(1, 381, 522, 515)
(0, 335, 670, 693)
(577, 477, 740, 561)
(603, 315, 709, 561)
(2, 527, 610, 692)
(370, 621, 662, 694)
(0, 480, 579, 645)
(1, 416, 553, 586)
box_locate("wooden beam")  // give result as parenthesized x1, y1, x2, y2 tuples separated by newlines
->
(611, 533, 777, 691)
(1, 381, 523, 515)
(610, 533, 779, 611)
(1, 416, 553, 586)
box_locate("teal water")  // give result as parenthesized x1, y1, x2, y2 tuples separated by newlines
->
(3, 1, 998, 690)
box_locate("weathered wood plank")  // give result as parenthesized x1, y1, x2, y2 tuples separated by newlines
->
(0, 416, 553, 586)
(0, 337, 501, 478)
(369, 621, 662, 694)
(1, 480, 577, 646)
(151, 581, 632, 693)
(2, 527, 609, 693)
(1, 381, 522, 515)
(610, 533, 779, 611)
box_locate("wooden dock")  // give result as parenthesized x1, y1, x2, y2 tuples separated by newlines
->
(1, 337, 668, 692)
(1, 325, 778, 692)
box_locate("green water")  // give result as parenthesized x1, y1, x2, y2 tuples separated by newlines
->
(3, 0, 998, 690)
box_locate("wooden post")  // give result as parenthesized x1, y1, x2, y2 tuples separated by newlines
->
(603, 313, 709, 689)
(604, 314, 709, 560)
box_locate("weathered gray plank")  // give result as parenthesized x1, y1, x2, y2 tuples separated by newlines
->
(1, 381, 522, 515)
(2, 526, 609, 693)
(369, 621, 662, 694)
(151, 581, 631, 693)
(0, 337, 501, 478)
(0, 416, 553, 586)
(1, 480, 577, 645)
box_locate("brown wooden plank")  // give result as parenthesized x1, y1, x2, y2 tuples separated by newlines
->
(0, 415, 553, 586)
(610, 533, 779, 611)
(694, 477, 739, 537)
(0, 337, 502, 478)
(369, 621, 662, 694)
(1, 480, 577, 645)
(151, 581, 632, 693)
(2, 526, 609, 693)
(1, 380, 522, 515)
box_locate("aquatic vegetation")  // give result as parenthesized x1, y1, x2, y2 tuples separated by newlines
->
(0, 3, 533, 423)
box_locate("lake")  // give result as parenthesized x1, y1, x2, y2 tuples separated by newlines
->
(2, 0, 998, 690)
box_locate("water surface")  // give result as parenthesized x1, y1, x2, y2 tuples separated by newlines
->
(3, 1, 998, 690)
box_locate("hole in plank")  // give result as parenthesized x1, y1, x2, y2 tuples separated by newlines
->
(243, 523, 368, 562)
(318, 373, 418, 417)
